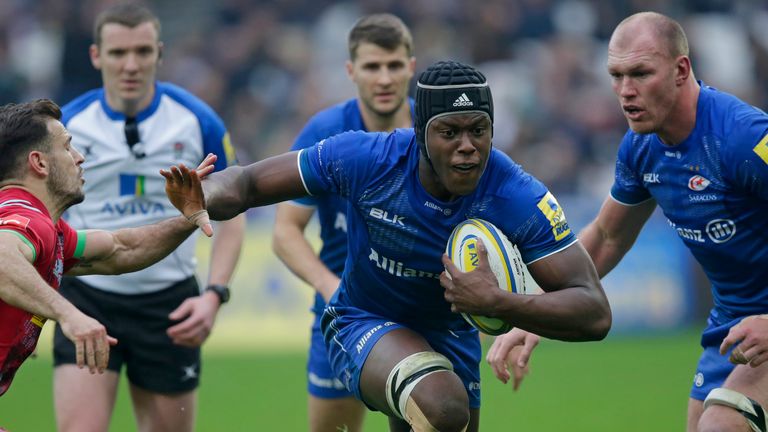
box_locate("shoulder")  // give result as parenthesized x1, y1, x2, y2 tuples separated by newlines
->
(701, 84, 767, 135)
(304, 99, 362, 134)
(61, 89, 103, 125)
(157, 81, 224, 126)
(484, 150, 543, 199)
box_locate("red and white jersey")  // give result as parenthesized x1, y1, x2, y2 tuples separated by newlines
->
(0, 188, 84, 396)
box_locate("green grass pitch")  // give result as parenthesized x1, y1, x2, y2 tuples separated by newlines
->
(1, 328, 700, 431)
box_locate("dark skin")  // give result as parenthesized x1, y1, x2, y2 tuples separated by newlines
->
(168, 111, 610, 431)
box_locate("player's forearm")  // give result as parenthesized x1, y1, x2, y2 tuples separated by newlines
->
(492, 286, 611, 341)
(204, 152, 308, 220)
(579, 222, 629, 278)
(273, 226, 339, 301)
(206, 213, 245, 285)
(0, 247, 77, 321)
(89, 216, 196, 275)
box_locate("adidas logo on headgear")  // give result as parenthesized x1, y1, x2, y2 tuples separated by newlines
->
(453, 93, 473, 107)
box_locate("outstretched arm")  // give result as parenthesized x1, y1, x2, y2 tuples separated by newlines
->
(179, 152, 308, 221)
(67, 163, 210, 276)
(579, 196, 656, 277)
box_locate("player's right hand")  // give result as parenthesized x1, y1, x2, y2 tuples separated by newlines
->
(161, 158, 215, 237)
(721, 314, 768, 367)
(486, 328, 540, 390)
(59, 311, 117, 374)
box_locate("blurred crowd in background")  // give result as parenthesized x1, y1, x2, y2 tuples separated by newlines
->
(4, 0, 765, 326)
(3, 0, 768, 200)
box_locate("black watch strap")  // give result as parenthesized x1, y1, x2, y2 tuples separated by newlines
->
(205, 284, 230, 304)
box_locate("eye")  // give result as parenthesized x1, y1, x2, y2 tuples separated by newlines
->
(472, 127, 487, 136)
(440, 129, 456, 138)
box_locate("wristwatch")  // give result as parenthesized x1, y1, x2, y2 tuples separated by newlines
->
(205, 284, 230, 304)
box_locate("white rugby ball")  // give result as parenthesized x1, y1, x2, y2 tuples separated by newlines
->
(446, 218, 526, 335)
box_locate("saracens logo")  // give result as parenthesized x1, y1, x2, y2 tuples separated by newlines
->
(688, 175, 711, 191)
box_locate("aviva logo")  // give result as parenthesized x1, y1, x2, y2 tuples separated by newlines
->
(120, 174, 146, 196)
(754, 134, 768, 166)
(537, 191, 571, 241)
(462, 237, 480, 270)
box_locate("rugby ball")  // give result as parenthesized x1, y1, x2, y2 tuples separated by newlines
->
(446, 218, 526, 335)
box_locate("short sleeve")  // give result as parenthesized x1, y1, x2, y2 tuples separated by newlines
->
(298, 131, 382, 198)
(610, 132, 652, 205)
(723, 114, 768, 200)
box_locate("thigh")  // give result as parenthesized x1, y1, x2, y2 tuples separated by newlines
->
(130, 384, 196, 432)
(123, 278, 202, 393)
(54, 365, 120, 432)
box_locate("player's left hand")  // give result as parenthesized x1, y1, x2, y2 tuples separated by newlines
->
(486, 328, 540, 390)
(440, 239, 501, 315)
(721, 314, 768, 367)
(167, 292, 220, 347)
(160, 159, 214, 237)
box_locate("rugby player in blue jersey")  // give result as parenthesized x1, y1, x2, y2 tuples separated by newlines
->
(167, 60, 611, 432)
(491, 11, 768, 432)
(271, 14, 415, 432)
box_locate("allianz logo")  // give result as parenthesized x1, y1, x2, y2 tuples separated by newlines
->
(423, 200, 452, 216)
(368, 248, 440, 279)
(668, 219, 736, 244)
(643, 173, 660, 184)
(370, 207, 405, 226)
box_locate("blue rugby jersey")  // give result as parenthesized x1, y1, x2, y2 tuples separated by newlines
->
(611, 82, 768, 321)
(298, 129, 577, 330)
(290, 98, 414, 315)
(61, 82, 236, 294)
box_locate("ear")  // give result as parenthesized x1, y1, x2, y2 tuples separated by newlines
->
(157, 41, 164, 64)
(28, 151, 49, 178)
(345, 60, 354, 82)
(408, 56, 416, 75)
(675, 55, 691, 86)
(89, 44, 101, 70)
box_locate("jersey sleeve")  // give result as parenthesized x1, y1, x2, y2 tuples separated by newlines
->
(0, 211, 44, 263)
(298, 131, 382, 199)
(609, 131, 652, 205)
(500, 179, 576, 264)
(290, 115, 332, 207)
(200, 115, 237, 173)
(59, 220, 86, 272)
(723, 112, 768, 200)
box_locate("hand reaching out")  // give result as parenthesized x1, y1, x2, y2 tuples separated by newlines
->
(486, 328, 540, 390)
(160, 154, 217, 237)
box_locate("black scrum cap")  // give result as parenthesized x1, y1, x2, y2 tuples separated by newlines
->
(415, 61, 493, 159)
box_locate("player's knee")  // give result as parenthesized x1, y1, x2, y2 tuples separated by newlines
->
(702, 388, 767, 432)
(413, 396, 469, 432)
(385, 351, 469, 431)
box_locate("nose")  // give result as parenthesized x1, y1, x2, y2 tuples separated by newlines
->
(617, 77, 637, 99)
(377, 68, 393, 86)
(456, 132, 476, 154)
(124, 52, 139, 72)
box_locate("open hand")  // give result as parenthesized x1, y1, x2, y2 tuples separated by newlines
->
(59, 311, 118, 374)
(486, 328, 540, 390)
(160, 155, 216, 237)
